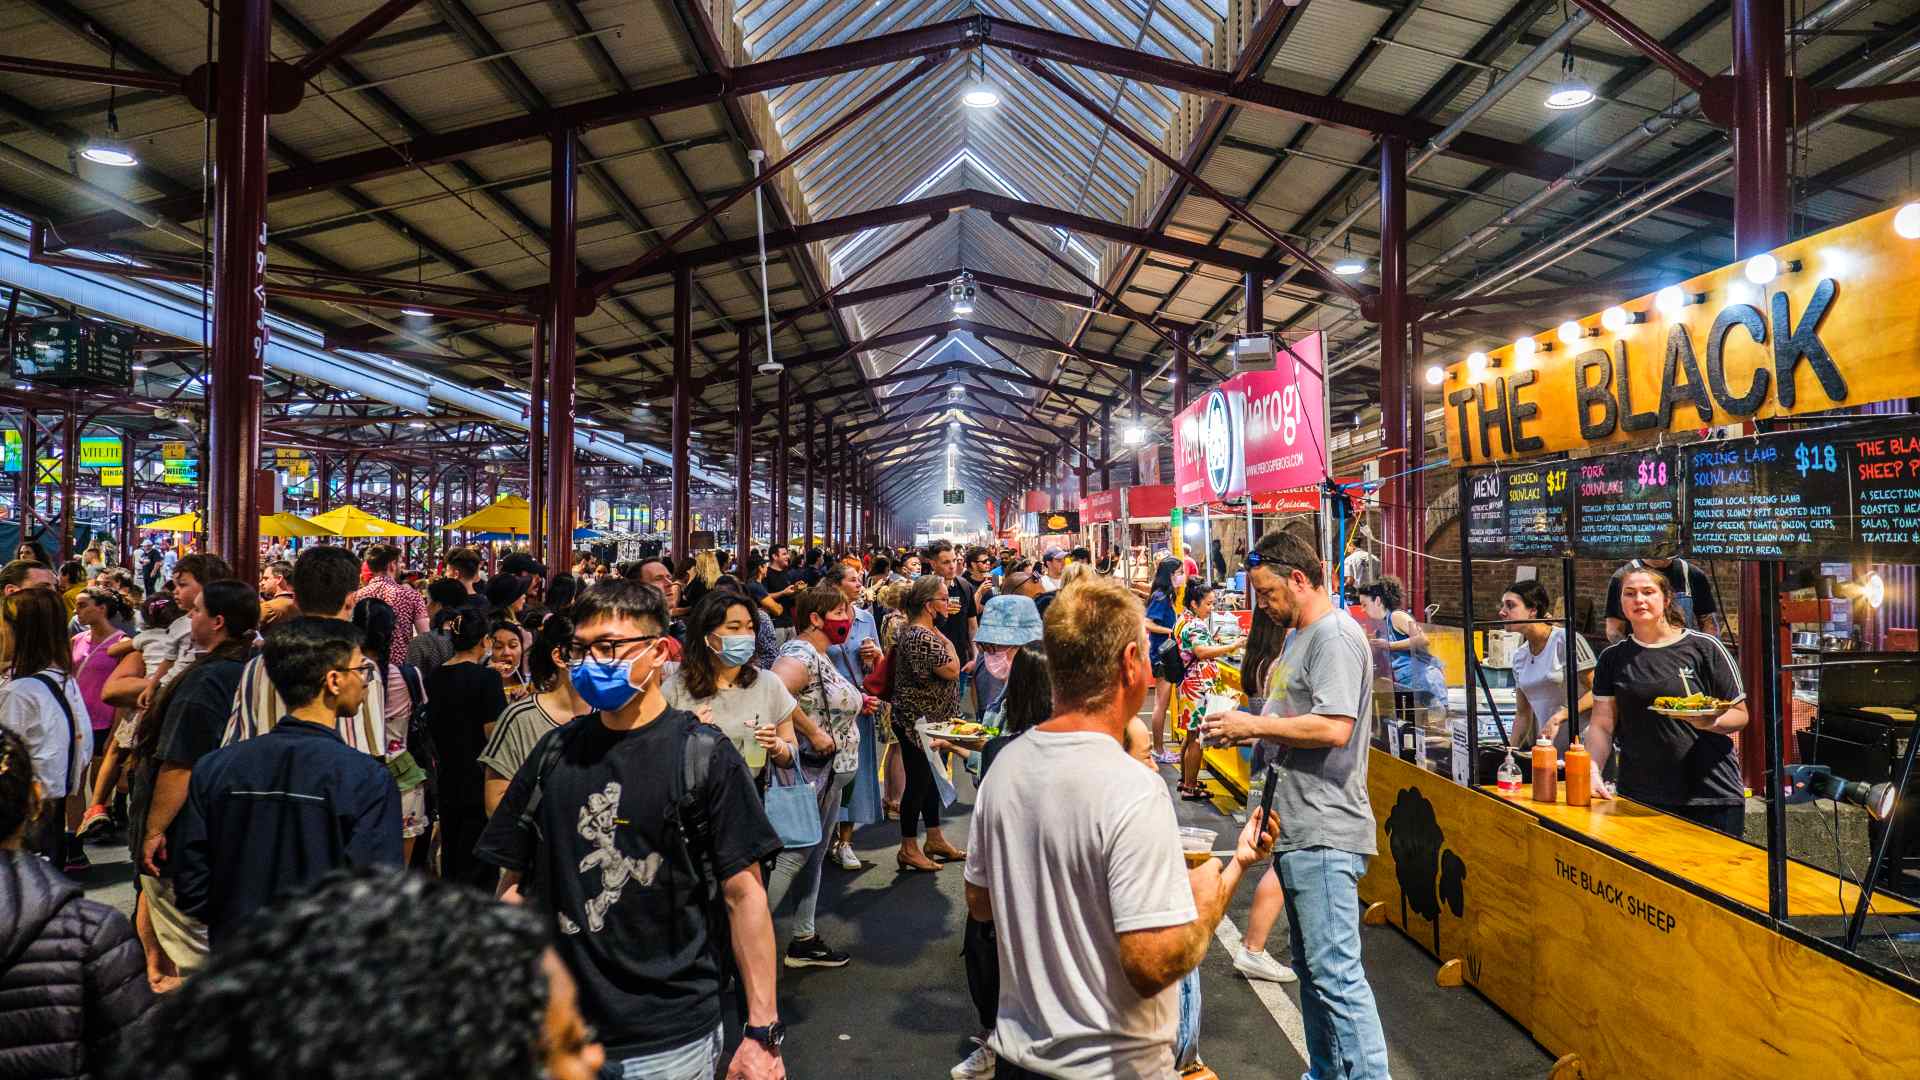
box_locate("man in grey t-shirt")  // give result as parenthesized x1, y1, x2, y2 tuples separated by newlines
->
(1203, 530, 1390, 1080)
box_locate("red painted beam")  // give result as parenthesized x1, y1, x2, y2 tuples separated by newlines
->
(0, 53, 180, 92)
(294, 0, 428, 80)
(1567, 0, 1711, 93)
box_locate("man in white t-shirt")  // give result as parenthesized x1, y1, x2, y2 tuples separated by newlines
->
(964, 577, 1275, 1079)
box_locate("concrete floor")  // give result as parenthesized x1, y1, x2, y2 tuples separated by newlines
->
(77, 759, 1557, 1078)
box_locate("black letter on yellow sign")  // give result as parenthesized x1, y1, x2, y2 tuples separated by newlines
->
(1659, 326, 1713, 427)
(1772, 278, 1845, 408)
(1707, 304, 1769, 416)
(1575, 349, 1616, 440)
(1508, 370, 1545, 454)
(1617, 341, 1660, 432)
(1476, 379, 1513, 461)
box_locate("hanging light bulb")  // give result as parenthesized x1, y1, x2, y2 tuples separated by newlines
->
(1512, 337, 1537, 363)
(1895, 202, 1920, 239)
(400, 306, 433, 318)
(1424, 364, 1446, 386)
(1466, 351, 1489, 376)
(961, 50, 1000, 109)
(1544, 50, 1595, 110)
(80, 44, 137, 166)
(1123, 423, 1146, 446)
(1332, 234, 1366, 276)
(1557, 319, 1585, 345)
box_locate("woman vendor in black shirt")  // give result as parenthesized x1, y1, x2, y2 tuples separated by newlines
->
(1586, 564, 1750, 837)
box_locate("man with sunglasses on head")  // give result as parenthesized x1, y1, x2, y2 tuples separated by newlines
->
(477, 580, 786, 1080)
(169, 617, 401, 952)
(1199, 530, 1390, 1080)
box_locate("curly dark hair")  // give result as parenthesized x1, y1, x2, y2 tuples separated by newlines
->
(119, 866, 553, 1080)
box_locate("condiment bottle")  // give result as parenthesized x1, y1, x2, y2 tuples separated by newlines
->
(1531, 738, 1558, 803)
(1496, 748, 1523, 795)
(1564, 738, 1592, 807)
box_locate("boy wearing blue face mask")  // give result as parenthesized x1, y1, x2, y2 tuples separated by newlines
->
(476, 581, 788, 1080)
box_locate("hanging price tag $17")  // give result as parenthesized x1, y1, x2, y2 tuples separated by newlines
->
(1793, 442, 1838, 477)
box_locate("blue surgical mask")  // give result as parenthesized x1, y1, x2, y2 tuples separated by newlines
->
(711, 633, 756, 667)
(569, 642, 662, 712)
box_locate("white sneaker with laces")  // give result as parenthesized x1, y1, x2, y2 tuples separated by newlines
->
(834, 843, 861, 871)
(1234, 947, 1299, 983)
(951, 1038, 996, 1080)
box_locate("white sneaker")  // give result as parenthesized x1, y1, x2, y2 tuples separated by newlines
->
(1234, 947, 1298, 984)
(951, 1038, 996, 1079)
(834, 843, 862, 871)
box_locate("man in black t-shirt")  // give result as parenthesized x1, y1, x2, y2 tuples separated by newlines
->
(1603, 558, 1719, 640)
(763, 546, 802, 637)
(477, 581, 786, 1078)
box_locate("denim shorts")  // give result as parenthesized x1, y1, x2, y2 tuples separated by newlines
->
(600, 1024, 723, 1080)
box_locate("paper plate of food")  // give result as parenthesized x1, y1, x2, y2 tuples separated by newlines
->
(1651, 694, 1732, 719)
(922, 719, 995, 742)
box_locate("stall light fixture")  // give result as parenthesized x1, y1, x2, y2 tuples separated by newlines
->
(400, 307, 433, 318)
(1332, 255, 1367, 276)
(1544, 51, 1595, 111)
(1894, 202, 1920, 239)
(1654, 285, 1688, 316)
(1744, 254, 1779, 285)
(1556, 320, 1586, 345)
(1466, 351, 1489, 376)
(1724, 281, 1756, 305)
(1600, 306, 1635, 334)
(961, 50, 1000, 109)
(1424, 364, 1446, 385)
(1866, 570, 1886, 611)
(408, 421, 427, 429)
(1511, 338, 1536, 364)
(79, 138, 138, 168)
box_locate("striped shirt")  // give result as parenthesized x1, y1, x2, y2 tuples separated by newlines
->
(222, 653, 384, 758)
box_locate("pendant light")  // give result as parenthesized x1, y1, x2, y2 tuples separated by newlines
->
(1332, 234, 1366, 276)
(961, 48, 1000, 109)
(80, 43, 138, 167)
(1544, 49, 1595, 111)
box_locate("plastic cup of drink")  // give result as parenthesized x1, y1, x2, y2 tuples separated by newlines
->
(743, 723, 768, 769)
(1178, 826, 1216, 869)
(1203, 693, 1236, 718)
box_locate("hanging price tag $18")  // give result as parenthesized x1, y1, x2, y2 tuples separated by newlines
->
(1793, 442, 1838, 477)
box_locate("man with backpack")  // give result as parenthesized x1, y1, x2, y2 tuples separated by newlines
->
(476, 580, 786, 1080)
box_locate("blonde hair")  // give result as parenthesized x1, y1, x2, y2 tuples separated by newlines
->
(692, 551, 721, 588)
(1060, 562, 1095, 589)
(1043, 577, 1145, 713)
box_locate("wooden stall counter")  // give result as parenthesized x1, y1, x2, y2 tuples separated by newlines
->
(1483, 787, 1918, 917)
(1357, 749, 1920, 1079)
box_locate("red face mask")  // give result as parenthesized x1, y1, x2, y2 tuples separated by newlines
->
(822, 616, 853, 645)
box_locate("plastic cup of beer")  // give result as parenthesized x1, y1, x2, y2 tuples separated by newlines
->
(1178, 827, 1216, 869)
(742, 722, 769, 770)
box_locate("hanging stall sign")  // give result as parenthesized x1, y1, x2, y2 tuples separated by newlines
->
(163, 458, 199, 486)
(34, 457, 60, 486)
(1685, 431, 1848, 559)
(77, 437, 121, 469)
(1570, 446, 1683, 558)
(1125, 484, 1176, 520)
(1039, 510, 1079, 535)
(1081, 488, 1122, 524)
(1, 430, 18, 474)
(1442, 203, 1920, 465)
(1464, 471, 1508, 555)
(1503, 463, 1574, 556)
(1174, 333, 1328, 505)
(161, 441, 191, 461)
(100, 466, 123, 488)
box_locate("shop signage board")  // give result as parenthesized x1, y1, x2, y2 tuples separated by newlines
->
(77, 437, 120, 469)
(100, 467, 122, 488)
(1569, 446, 1683, 558)
(943, 488, 965, 505)
(1080, 488, 1122, 523)
(162, 441, 191, 461)
(163, 458, 198, 486)
(1173, 332, 1327, 505)
(1467, 419, 1920, 560)
(1441, 203, 1920, 465)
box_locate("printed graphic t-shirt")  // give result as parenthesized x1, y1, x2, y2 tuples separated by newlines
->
(475, 709, 780, 1056)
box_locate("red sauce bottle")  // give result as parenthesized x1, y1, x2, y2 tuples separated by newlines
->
(1531, 738, 1558, 803)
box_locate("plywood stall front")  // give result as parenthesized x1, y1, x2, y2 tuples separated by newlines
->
(1357, 750, 1920, 1078)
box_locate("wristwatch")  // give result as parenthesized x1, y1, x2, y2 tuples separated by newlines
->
(743, 1021, 786, 1052)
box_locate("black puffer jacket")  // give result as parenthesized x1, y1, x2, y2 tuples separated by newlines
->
(0, 851, 153, 1079)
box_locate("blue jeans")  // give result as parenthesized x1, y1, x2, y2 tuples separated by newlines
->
(599, 1024, 722, 1080)
(1276, 848, 1391, 1080)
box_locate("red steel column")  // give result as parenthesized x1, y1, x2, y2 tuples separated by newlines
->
(735, 332, 754, 551)
(1077, 418, 1090, 504)
(528, 316, 547, 562)
(119, 432, 135, 566)
(1377, 135, 1410, 588)
(775, 369, 790, 546)
(58, 410, 75, 559)
(14, 413, 32, 539)
(1173, 325, 1190, 414)
(1732, 0, 1791, 786)
(544, 130, 579, 572)
(670, 265, 693, 564)
(803, 401, 815, 554)
(207, 0, 271, 584)
(824, 417, 837, 551)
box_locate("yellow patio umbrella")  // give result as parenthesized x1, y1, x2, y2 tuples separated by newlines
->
(306, 505, 426, 539)
(259, 512, 336, 538)
(141, 511, 340, 537)
(444, 494, 532, 535)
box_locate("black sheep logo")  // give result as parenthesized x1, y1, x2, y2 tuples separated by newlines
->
(1384, 787, 1468, 955)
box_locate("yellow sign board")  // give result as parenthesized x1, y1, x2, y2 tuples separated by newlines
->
(78, 437, 121, 468)
(100, 467, 123, 488)
(1442, 202, 1920, 464)
(35, 457, 60, 485)
(162, 441, 190, 461)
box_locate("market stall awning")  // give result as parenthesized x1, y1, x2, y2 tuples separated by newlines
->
(445, 495, 534, 535)
(140, 512, 339, 537)
(307, 506, 425, 539)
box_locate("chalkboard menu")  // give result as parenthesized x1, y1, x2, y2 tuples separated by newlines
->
(1847, 425, 1920, 555)
(1572, 447, 1682, 558)
(1464, 470, 1506, 555)
(1464, 421, 1920, 560)
(1504, 463, 1574, 555)
(1685, 433, 1849, 559)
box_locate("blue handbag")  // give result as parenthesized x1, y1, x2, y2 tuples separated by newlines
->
(764, 751, 823, 850)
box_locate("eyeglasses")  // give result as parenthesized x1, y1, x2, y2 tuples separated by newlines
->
(338, 660, 378, 683)
(565, 635, 664, 663)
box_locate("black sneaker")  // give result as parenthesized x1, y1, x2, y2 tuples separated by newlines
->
(784, 935, 850, 969)
(62, 836, 90, 875)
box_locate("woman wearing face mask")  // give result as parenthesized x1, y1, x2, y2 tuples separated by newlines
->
(969, 593, 1043, 721)
(764, 586, 871, 970)
(481, 614, 587, 818)
(1144, 557, 1185, 765)
(662, 591, 831, 776)
(425, 609, 508, 889)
